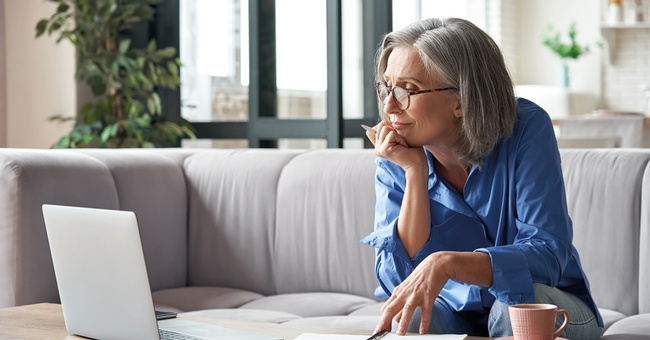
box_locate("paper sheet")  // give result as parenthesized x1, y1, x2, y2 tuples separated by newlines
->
(294, 333, 466, 340)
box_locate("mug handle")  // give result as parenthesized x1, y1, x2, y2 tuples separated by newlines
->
(553, 308, 570, 339)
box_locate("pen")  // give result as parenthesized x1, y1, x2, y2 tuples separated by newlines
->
(366, 329, 388, 340)
(361, 124, 376, 135)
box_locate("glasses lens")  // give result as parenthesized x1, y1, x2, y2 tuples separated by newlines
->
(392, 86, 409, 109)
(377, 83, 389, 102)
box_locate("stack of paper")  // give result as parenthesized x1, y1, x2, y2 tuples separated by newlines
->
(294, 333, 467, 340)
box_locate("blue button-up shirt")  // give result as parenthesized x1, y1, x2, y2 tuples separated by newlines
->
(361, 98, 602, 326)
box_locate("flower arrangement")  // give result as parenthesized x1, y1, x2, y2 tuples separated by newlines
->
(541, 22, 591, 60)
(540, 22, 594, 87)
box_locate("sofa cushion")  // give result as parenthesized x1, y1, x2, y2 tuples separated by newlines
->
(603, 313, 650, 337)
(152, 286, 264, 312)
(181, 308, 301, 323)
(274, 150, 378, 299)
(74, 150, 189, 292)
(348, 302, 383, 316)
(599, 308, 628, 332)
(282, 315, 378, 331)
(183, 149, 301, 296)
(560, 149, 650, 316)
(239, 292, 377, 318)
(0, 149, 120, 308)
(640, 164, 650, 314)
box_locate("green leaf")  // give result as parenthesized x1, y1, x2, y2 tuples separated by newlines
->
(166, 61, 179, 77)
(56, 135, 71, 149)
(119, 38, 131, 54)
(35, 19, 49, 37)
(87, 75, 107, 96)
(146, 97, 155, 115)
(147, 39, 157, 53)
(56, 3, 69, 14)
(158, 47, 177, 59)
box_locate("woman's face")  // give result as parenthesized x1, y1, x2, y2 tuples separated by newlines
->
(381, 45, 461, 147)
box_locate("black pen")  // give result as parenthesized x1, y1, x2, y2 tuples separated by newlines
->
(366, 330, 388, 340)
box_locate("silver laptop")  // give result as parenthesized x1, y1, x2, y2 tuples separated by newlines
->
(42, 204, 282, 340)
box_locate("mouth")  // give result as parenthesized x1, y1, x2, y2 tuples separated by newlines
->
(391, 122, 411, 130)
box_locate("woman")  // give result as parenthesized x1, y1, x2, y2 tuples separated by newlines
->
(361, 17, 602, 338)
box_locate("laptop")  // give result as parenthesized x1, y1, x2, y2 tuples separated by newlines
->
(42, 204, 282, 340)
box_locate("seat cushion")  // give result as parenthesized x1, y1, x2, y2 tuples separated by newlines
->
(603, 313, 650, 337)
(282, 315, 379, 331)
(152, 286, 264, 312)
(181, 308, 301, 324)
(239, 292, 377, 317)
(599, 308, 628, 332)
(348, 302, 383, 316)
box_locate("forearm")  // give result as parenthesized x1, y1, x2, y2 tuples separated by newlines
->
(396, 167, 430, 258)
(437, 251, 493, 288)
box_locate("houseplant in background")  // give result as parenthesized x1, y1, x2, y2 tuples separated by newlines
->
(35, 0, 195, 148)
(541, 22, 593, 88)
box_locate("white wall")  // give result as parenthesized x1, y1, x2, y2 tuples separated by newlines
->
(602, 28, 650, 113)
(513, 0, 603, 113)
(0, 0, 6, 147)
(3, 0, 75, 148)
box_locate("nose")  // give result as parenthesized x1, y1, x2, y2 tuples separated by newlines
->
(383, 91, 403, 114)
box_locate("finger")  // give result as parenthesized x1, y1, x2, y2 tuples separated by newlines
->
(391, 131, 409, 148)
(365, 130, 376, 146)
(396, 303, 416, 335)
(374, 310, 395, 334)
(379, 295, 396, 314)
(394, 310, 403, 324)
(376, 124, 393, 146)
(418, 303, 433, 334)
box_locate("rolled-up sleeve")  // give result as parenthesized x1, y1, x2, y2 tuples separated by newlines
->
(478, 108, 574, 304)
(360, 158, 417, 297)
(475, 245, 533, 304)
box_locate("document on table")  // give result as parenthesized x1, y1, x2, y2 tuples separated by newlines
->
(294, 333, 466, 340)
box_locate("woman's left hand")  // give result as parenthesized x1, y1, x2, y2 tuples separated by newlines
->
(373, 252, 451, 335)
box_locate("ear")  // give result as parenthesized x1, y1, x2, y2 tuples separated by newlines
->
(453, 99, 462, 118)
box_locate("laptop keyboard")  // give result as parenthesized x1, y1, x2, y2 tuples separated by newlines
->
(159, 329, 209, 340)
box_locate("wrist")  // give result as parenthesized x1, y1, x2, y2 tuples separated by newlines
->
(404, 162, 428, 182)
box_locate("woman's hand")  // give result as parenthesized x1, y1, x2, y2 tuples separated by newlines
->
(365, 122, 426, 174)
(373, 251, 493, 335)
(373, 252, 452, 335)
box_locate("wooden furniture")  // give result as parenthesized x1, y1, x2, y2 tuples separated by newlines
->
(0, 303, 488, 340)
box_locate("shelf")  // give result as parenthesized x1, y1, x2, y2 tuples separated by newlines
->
(601, 23, 650, 29)
(600, 24, 650, 64)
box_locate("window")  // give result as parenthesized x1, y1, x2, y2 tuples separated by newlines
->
(151, 0, 489, 149)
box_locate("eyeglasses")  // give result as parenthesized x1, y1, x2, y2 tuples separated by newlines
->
(375, 82, 457, 110)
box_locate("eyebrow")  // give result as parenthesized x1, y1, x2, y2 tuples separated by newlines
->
(382, 75, 427, 86)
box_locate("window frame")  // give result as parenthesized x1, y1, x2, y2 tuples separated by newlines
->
(147, 0, 391, 148)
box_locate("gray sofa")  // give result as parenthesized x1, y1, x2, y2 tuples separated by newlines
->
(0, 148, 649, 338)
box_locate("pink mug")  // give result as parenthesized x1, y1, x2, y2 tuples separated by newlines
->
(508, 303, 569, 340)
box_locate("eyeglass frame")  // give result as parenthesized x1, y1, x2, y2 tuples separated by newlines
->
(375, 82, 458, 110)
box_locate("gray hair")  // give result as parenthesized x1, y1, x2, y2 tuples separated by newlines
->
(375, 17, 517, 167)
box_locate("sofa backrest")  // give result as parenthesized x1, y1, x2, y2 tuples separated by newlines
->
(640, 163, 650, 314)
(273, 149, 378, 299)
(560, 149, 650, 316)
(2, 147, 650, 316)
(183, 149, 303, 296)
(183, 148, 379, 299)
(0, 149, 190, 308)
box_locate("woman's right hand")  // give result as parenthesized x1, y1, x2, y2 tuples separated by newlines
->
(366, 121, 427, 174)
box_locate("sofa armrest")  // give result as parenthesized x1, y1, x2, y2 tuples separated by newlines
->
(0, 149, 119, 308)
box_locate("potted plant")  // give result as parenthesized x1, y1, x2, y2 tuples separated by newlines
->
(541, 22, 592, 88)
(35, 0, 195, 148)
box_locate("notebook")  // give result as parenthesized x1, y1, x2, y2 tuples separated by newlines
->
(42, 204, 281, 340)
